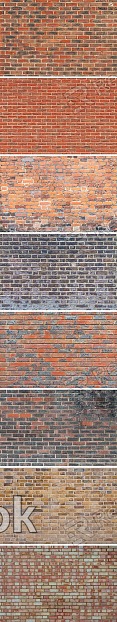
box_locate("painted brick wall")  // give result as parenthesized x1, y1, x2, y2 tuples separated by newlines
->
(1, 234, 116, 310)
(0, 468, 116, 543)
(1, 1, 117, 76)
(1, 79, 117, 153)
(1, 156, 117, 232)
(0, 390, 117, 466)
(0, 547, 116, 621)
(1, 313, 116, 388)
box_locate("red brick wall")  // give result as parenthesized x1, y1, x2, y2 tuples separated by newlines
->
(1, 79, 117, 153)
(0, 547, 116, 621)
(1, 1, 117, 75)
(1, 156, 117, 231)
(1, 313, 116, 387)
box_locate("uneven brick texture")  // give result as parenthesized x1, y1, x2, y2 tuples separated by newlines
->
(0, 548, 117, 622)
(1, 233, 116, 310)
(0, 468, 116, 543)
(1, 156, 117, 232)
(0, 313, 116, 388)
(0, 390, 117, 466)
(1, 1, 117, 76)
(1, 79, 117, 154)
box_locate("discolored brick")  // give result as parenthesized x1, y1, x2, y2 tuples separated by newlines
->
(0, 312, 116, 388)
(1, 156, 117, 232)
(0, 390, 117, 465)
(0, 468, 116, 543)
(1, 1, 117, 76)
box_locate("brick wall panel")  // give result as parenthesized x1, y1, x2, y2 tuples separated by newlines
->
(0, 313, 117, 388)
(1, 234, 116, 310)
(0, 547, 116, 621)
(0, 468, 116, 543)
(0, 390, 117, 465)
(1, 1, 117, 75)
(1, 79, 117, 153)
(1, 157, 117, 232)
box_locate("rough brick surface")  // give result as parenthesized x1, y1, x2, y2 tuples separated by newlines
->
(1, 79, 117, 154)
(1, 313, 117, 388)
(0, 468, 116, 543)
(1, 1, 117, 76)
(1, 156, 117, 232)
(0, 390, 117, 466)
(0, 547, 117, 621)
(1, 233, 116, 310)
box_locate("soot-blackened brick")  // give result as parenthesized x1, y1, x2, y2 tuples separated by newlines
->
(0, 390, 117, 465)
(1, 1, 117, 76)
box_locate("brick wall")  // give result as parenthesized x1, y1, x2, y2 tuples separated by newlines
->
(1, 234, 116, 310)
(1, 156, 117, 232)
(0, 390, 117, 465)
(0, 468, 116, 543)
(1, 79, 117, 153)
(0, 547, 116, 621)
(1, 313, 116, 387)
(1, 1, 117, 75)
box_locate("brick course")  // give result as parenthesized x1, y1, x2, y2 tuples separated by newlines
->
(1, 79, 117, 153)
(0, 313, 116, 388)
(1, 156, 117, 232)
(0, 390, 117, 466)
(1, 1, 117, 76)
(0, 547, 116, 621)
(1, 233, 116, 310)
(0, 468, 116, 543)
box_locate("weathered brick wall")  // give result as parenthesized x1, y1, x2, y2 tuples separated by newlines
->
(0, 547, 116, 621)
(1, 313, 116, 387)
(0, 390, 117, 465)
(1, 156, 117, 232)
(0, 468, 116, 543)
(1, 233, 116, 310)
(1, 1, 117, 75)
(1, 79, 117, 153)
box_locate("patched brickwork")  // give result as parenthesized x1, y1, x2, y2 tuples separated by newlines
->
(1, 79, 117, 153)
(1, 1, 117, 76)
(0, 468, 116, 543)
(0, 390, 117, 465)
(0, 313, 117, 388)
(1, 233, 116, 310)
(0, 547, 117, 621)
(1, 156, 117, 232)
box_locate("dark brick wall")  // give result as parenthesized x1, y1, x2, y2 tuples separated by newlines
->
(1, 234, 116, 310)
(0, 468, 116, 543)
(1, 78, 117, 153)
(0, 390, 116, 465)
(1, 1, 117, 75)
(0, 547, 116, 621)
(1, 156, 117, 232)
(0, 313, 116, 388)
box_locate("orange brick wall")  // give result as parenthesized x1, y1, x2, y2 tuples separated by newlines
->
(1, 156, 117, 231)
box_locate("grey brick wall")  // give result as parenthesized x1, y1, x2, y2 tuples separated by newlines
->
(1, 234, 117, 309)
